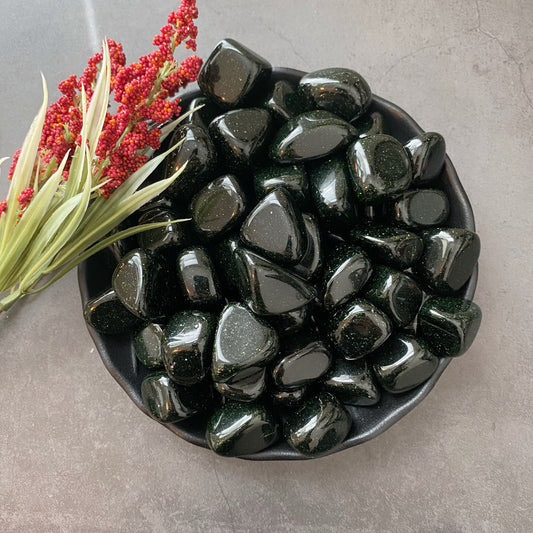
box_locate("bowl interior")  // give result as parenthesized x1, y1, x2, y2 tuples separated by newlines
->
(78, 68, 477, 460)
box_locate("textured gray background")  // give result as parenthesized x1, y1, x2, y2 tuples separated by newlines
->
(0, 1, 532, 532)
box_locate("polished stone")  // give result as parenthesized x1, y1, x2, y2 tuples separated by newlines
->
(190, 175, 247, 239)
(271, 385, 311, 408)
(270, 110, 358, 163)
(211, 303, 280, 381)
(417, 297, 482, 358)
(298, 67, 372, 121)
(197, 38, 272, 109)
(284, 392, 352, 457)
(214, 366, 266, 402)
(264, 79, 308, 121)
(213, 235, 242, 296)
(372, 334, 439, 393)
(404, 132, 446, 183)
(291, 213, 322, 281)
(353, 111, 384, 138)
(347, 133, 412, 204)
(206, 402, 279, 457)
(253, 164, 309, 206)
(183, 96, 223, 131)
(263, 305, 312, 337)
(388, 188, 450, 228)
(415, 228, 481, 294)
(364, 265, 423, 328)
(133, 323, 165, 369)
(328, 298, 392, 359)
(137, 208, 191, 256)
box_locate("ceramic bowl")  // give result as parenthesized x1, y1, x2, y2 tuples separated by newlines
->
(78, 67, 478, 460)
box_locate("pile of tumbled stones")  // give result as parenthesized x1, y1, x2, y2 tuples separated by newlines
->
(84, 39, 482, 458)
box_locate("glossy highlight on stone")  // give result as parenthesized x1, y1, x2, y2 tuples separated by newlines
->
(404, 132, 446, 183)
(183, 96, 222, 131)
(253, 164, 309, 206)
(388, 188, 450, 228)
(353, 111, 384, 138)
(292, 213, 322, 281)
(133, 323, 164, 369)
(265, 79, 308, 121)
(137, 208, 191, 256)
(214, 366, 266, 402)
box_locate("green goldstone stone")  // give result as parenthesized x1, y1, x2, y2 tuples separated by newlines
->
(214, 366, 266, 402)
(353, 111, 384, 138)
(271, 384, 311, 408)
(291, 213, 323, 281)
(388, 188, 450, 228)
(133, 323, 164, 369)
(253, 164, 309, 206)
(264, 79, 309, 122)
(182, 96, 223, 131)
(404, 132, 446, 183)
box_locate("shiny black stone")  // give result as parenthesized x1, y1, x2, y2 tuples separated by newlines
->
(284, 392, 351, 457)
(298, 67, 372, 122)
(214, 366, 266, 402)
(137, 208, 191, 256)
(372, 334, 439, 393)
(164, 124, 217, 201)
(353, 111, 384, 138)
(323, 358, 380, 406)
(206, 402, 279, 457)
(270, 110, 358, 163)
(264, 305, 312, 337)
(84, 288, 144, 335)
(176, 247, 223, 309)
(211, 303, 279, 381)
(240, 188, 307, 265)
(415, 228, 481, 294)
(209, 108, 272, 173)
(328, 298, 392, 359)
(364, 266, 423, 328)
(347, 134, 412, 204)
(323, 244, 373, 310)
(213, 235, 242, 296)
(183, 96, 223, 131)
(163, 310, 217, 385)
(197, 38, 272, 109)
(308, 157, 359, 232)
(404, 132, 446, 183)
(190, 175, 247, 239)
(271, 385, 311, 408)
(349, 226, 423, 269)
(234, 248, 317, 316)
(388, 188, 450, 228)
(291, 213, 322, 281)
(141, 372, 211, 423)
(417, 297, 482, 357)
(253, 164, 309, 206)
(133, 323, 164, 369)
(264, 79, 308, 121)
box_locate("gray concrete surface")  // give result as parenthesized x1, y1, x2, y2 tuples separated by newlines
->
(0, 1, 532, 531)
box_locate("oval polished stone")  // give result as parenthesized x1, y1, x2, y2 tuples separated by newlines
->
(197, 38, 272, 109)
(353, 111, 384, 138)
(234, 248, 317, 316)
(133, 323, 164, 369)
(264, 79, 308, 121)
(176, 247, 223, 309)
(206, 402, 279, 457)
(364, 266, 423, 328)
(163, 310, 217, 385)
(209, 108, 272, 173)
(323, 358, 380, 406)
(388, 188, 450, 228)
(253, 164, 309, 206)
(323, 244, 373, 310)
(212, 303, 280, 381)
(404, 132, 446, 183)
(284, 392, 352, 457)
(349, 226, 423, 269)
(137, 208, 191, 256)
(372, 334, 439, 393)
(298, 67, 372, 122)
(214, 366, 266, 402)
(190, 175, 247, 239)
(270, 110, 358, 163)
(328, 298, 392, 359)
(415, 228, 481, 294)
(347, 134, 413, 204)
(164, 124, 217, 201)
(240, 188, 307, 265)
(292, 213, 323, 281)
(417, 296, 482, 357)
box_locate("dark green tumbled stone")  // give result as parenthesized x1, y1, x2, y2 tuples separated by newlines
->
(234, 248, 317, 316)
(197, 39, 272, 109)
(84, 288, 144, 335)
(364, 265, 423, 328)
(298, 67, 372, 122)
(214, 366, 266, 402)
(388, 188, 450, 228)
(190, 175, 246, 239)
(212, 303, 279, 381)
(133, 323, 164, 369)
(264, 305, 311, 337)
(240, 188, 307, 265)
(209, 108, 272, 173)
(206, 402, 279, 457)
(328, 298, 392, 359)
(349, 226, 423, 269)
(270, 110, 358, 163)
(323, 244, 373, 310)
(253, 164, 309, 206)
(404, 132, 446, 183)
(415, 228, 481, 294)
(347, 134, 413, 204)
(284, 392, 351, 457)
(417, 297, 482, 357)
(264, 79, 308, 121)
(183, 96, 223, 131)
(372, 334, 439, 393)
(164, 124, 217, 201)
(163, 310, 217, 385)
(308, 157, 359, 232)
(292, 213, 322, 281)
(176, 247, 223, 309)
(323, 358, 380, 406)
(137, 208, 191, 256)
(271, 385, 311, 408)
(353, 111, 384, 138)
(141, 372, 212, 423)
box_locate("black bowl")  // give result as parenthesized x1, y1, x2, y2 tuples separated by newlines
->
(78, 68, 478, 460)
